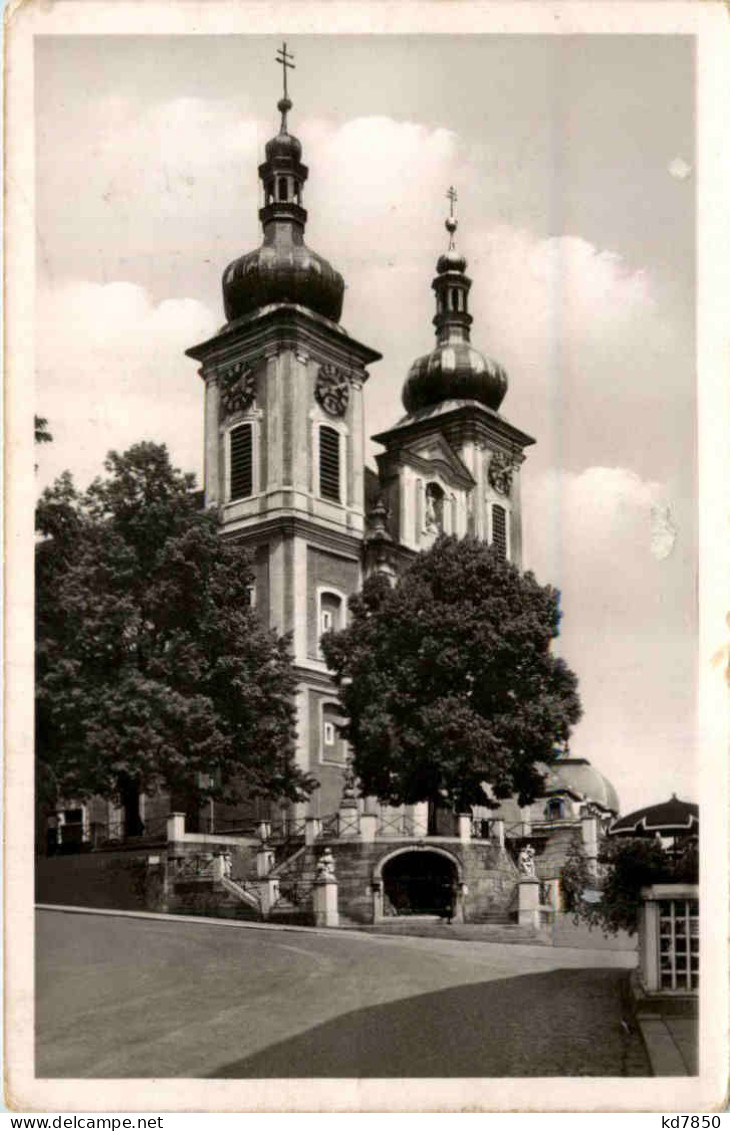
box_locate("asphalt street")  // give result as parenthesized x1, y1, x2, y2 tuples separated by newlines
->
(36, 908, 649, 1078)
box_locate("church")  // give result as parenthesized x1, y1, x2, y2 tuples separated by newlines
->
(178, 50, 619, 923)
(43, 48, 620, 927)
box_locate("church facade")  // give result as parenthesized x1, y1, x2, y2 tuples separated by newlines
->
(185, 83, 538, 822)
(179, 72, 619, 922)
(40, 58, 620, 927)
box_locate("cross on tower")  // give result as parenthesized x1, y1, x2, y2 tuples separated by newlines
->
(276, 41, 296, 102)
(446, 185, 458, 249)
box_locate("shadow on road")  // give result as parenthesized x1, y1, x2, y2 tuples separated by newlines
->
(213, 967, 650, 1078)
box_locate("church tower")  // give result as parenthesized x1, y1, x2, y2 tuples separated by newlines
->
(186, 46, 381, 817)
(370, 190, 534, 569)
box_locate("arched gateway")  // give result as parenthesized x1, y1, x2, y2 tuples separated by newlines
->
(376, 847, 461, 918)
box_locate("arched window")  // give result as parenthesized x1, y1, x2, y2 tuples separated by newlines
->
(319, 425, 341, 502)
(319, 591, 343, 637)
(278, 176, 288, 201)
(229, 423, 254, 501)
(545, 798, 565, 821)
(321, 702, 347, 764)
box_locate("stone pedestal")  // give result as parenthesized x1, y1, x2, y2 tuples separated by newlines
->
(305, 816, 321, 846)
(166, 812, 186, 843)
(457, 813, 472, 843)
(517, 878, 541, 929)
(492, 819, 505, 848)
(259, 878, 280, 917)
(581, 814, 599, 874)
(413, 802, 429, 837)
(256, 847, 275, 878)
(372, 879, 384, 920)
(313, 878, 339, 928)
(360, 813, 378, 843)
(337, 807, 360, 837)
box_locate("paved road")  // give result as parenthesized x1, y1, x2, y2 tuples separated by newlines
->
(36, 908, 649, 1078)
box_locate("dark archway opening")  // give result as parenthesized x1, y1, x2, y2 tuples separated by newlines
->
(382, 851, 457, 917)
(118, 773, 144, 838)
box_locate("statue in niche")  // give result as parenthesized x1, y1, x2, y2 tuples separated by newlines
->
(424, 482, 445, 533)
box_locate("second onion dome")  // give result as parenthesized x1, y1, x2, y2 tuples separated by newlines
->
(402, 192, 508, 415)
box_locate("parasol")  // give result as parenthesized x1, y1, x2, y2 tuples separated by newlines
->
(608, 794, 698, 838)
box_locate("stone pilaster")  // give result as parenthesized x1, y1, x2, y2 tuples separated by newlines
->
(203, 373, 220, 508)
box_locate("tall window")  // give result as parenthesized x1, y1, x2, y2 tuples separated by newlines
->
(229, 423, 253, 501)
(321, 703, 346, 764)
(491, 503, 507, 559)
(320, 591, 343, 636)
(319, 426, 341, 502)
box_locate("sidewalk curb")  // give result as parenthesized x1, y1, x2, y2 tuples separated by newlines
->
(629, 969, 695, 1076)
(35, 903, 636, 962)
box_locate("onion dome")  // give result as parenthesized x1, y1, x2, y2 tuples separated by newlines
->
(402, 189, 508, 415)
(222, 82, 345, 324)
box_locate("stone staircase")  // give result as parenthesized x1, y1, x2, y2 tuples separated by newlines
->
(266, 843, 320, 925)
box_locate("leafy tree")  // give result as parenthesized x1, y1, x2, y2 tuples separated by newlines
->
(560, 830, 592, 913)
(36, 443, 313, 814)
(572, 836, 673, 936)
(321, 535, 582, 815)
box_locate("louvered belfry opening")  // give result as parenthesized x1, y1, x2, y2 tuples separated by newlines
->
(492, 503, 507, 559)
(229, 423, 253, 500)
(319, 425, 341, 502)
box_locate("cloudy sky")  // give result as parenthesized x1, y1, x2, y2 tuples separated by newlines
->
(34, 33, 697, 815)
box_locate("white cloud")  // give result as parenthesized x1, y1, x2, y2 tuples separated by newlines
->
(35, 281, 218, 492)
(34, 101, 696, 814)
(523, 466, 696, 814)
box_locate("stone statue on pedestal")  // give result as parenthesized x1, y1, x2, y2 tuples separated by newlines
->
(518, 844, 536, 878)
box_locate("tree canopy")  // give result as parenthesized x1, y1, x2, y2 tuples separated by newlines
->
(36, 442, 312, 810)
(320, 535, 582, 813)
(562, 835, 699, 936)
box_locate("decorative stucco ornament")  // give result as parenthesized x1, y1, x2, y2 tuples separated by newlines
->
(488, 451, 516, 496)
(315, 364, 350, 417)
(219, 361, 256, 416)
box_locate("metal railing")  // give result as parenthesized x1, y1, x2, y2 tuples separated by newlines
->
(377, 812, 416, 837)
(197, 815, 261, 838)
(269, 818, 307, 841)
(320, 813, 361, 838)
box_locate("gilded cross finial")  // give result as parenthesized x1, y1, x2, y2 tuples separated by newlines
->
(276, 41, 296, 103)
(445, 185, 458, 250)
